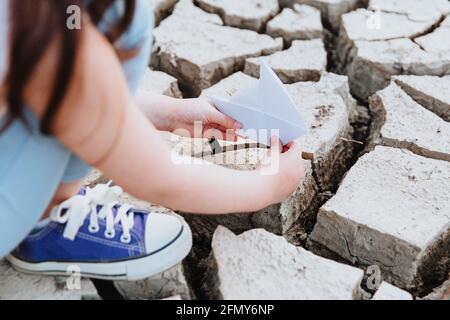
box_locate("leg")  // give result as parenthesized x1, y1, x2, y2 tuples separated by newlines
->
(39, 154, 92, 219)
(0, 111, 74, 258)
(41, 180, 83, 219)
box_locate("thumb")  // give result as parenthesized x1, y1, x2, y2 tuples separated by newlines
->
(270, 136, 282, 153)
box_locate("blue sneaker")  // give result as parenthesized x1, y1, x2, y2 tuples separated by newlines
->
(7, 183, 192, 280)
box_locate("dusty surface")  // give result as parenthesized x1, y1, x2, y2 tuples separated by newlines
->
(369, 83, 450, 162)
(171, 0, 223, 25)
(394, 75, 450, 121)
(371, 282, 413, 300)
(337, 3, 450, 101)
(0, 260, 99, 300)
(151, 16, 282, 96)
(267, 6, 323, 44)
(6, 0, 450, 301)
(308, 146, 450, 294)
(290, 0, 364, 31)
(244, 39, 327, 83)
(286, 73, 359, 190)
(112, 0, 450, 301)
(345, 39, 450, 102)
(368, 0, 450, 22)
(340, 9, 438, 42)
(196, 0, 279, 31)
(204, 226, 364, 299)
(114, 264, 192, 300)
(139, 68, 182, 98)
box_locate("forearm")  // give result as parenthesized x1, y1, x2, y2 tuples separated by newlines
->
(88, 103, 274, 215)
(135, 89, 182, 131)
(155, 158, 276, 214)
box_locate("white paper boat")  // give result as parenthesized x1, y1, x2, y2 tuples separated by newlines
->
(210, 61, 308, 145)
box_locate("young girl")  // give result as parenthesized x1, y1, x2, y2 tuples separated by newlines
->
(0, 0, 304, 280)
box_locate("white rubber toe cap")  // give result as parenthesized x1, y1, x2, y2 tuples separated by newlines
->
(144, 213, 183, 254)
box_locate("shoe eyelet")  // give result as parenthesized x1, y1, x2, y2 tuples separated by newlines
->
(104, 230, 115, 239)
(120, 234, 131, 244)
(88, 224, 100, 233)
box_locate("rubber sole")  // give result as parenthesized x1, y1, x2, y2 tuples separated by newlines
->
(6, 222, 192, 281)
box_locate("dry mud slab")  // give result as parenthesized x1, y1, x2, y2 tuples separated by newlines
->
(369, 83, 450, 162)
(338, 3, 450, 101)
(371, 282, 413, 300)
(151, 16, 282, 96)
(171, 0, 223, 25)
(266, 5, 323, 44)
(203, 226, 364, 299)
(196, 0, 279, 31)
(308, 146, 450, 294)
(244, 39, 327, 83)
(139, 68, 182, 98)
(393, 75, 450, 122)
(114, 264, 192, 300)
(344, 39, 450, 102)
(282, 0, 366, 31)
(181, 71, 358, 242)
(368, 0, 450, 22)
(415, 16, 450, 60)
(0, 260, 99, 300)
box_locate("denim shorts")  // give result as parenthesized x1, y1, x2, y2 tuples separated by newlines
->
(0, 0, 154, 257)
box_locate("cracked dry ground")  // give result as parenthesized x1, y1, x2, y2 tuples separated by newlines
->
(1, 0, 449, 300)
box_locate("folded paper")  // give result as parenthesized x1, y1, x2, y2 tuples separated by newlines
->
(210, 61, 308, 145)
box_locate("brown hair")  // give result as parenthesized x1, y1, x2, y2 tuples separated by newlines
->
(3, 0, 136, 134)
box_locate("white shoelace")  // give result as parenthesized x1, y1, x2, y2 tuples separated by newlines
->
(50, 182, 135, 243)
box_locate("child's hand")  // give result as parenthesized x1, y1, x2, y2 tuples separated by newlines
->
(169, 98, 242, 141)
(259, 137, 305, 204)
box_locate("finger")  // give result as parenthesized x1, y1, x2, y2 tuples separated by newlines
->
(205, 97, 242, 130)
(204, 124, 239, 142)
(235, 131, 248, 140)
(203, 127, 227, 140)
(171, 127, 194, 138)
(270, 136, 282, 153)
(282, 141, 293, 153)
(210, 108, 243, 130)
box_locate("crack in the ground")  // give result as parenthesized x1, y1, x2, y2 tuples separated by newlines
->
(411, 14, 447, 42)
(369, 84, 449, 163)
(340, 229, 361, 265)
(193, 0, 281, 34)
(393, 79, 450, 123)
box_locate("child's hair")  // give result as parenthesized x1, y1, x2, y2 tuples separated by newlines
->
(2, 0, 136, 135)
